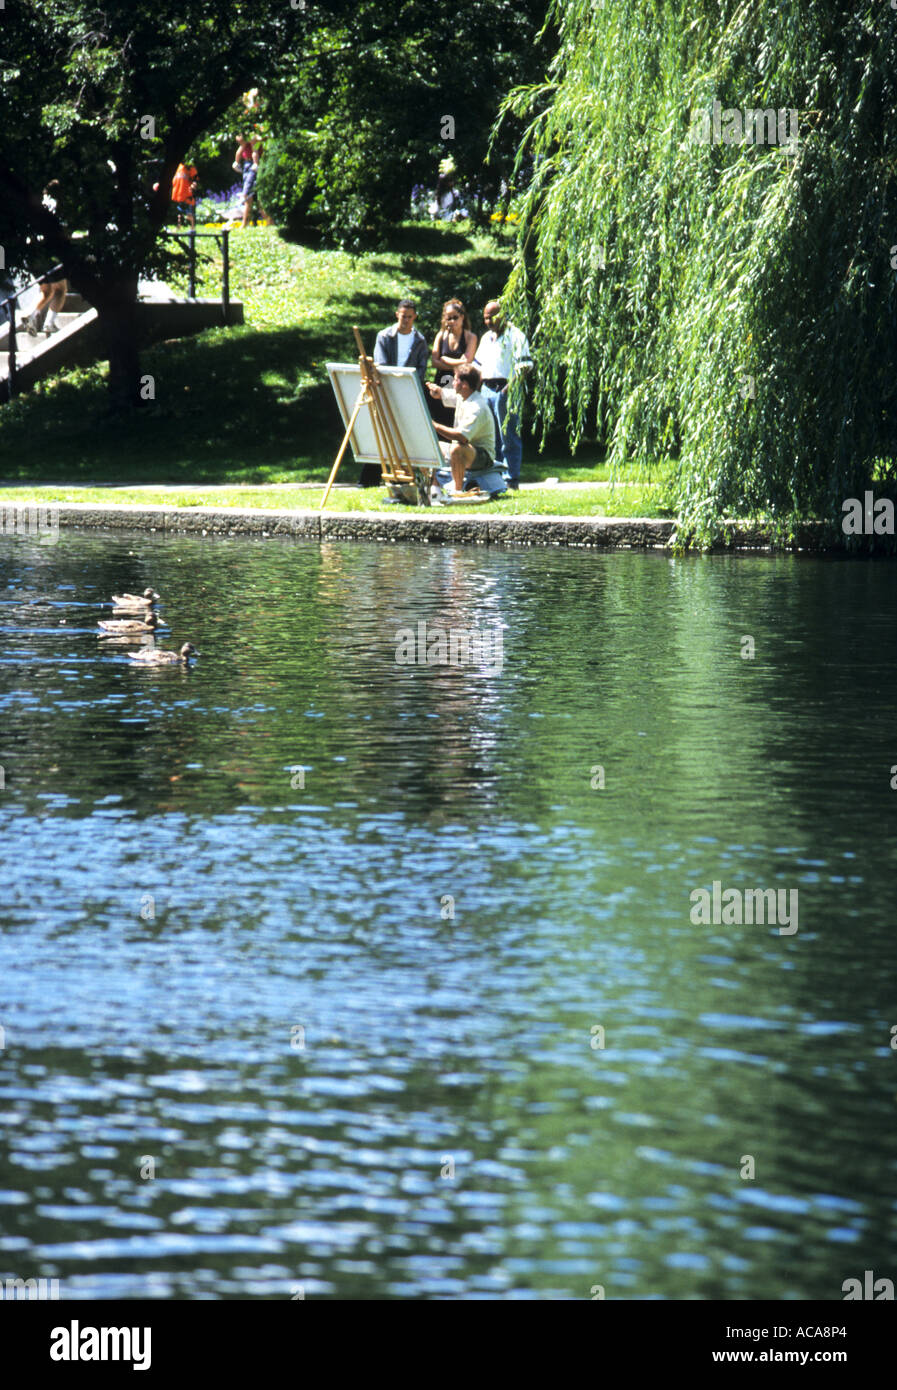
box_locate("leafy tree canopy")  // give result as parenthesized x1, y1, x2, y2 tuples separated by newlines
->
(1, 0, 549, 404)
(255, 0, 549, 252)
(0, 0, 335, 404)
(501, 0, 897, 544)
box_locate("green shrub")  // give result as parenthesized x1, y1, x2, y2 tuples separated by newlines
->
(256, 133, 317, 230)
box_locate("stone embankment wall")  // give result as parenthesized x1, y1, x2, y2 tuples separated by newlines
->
(26, 503, 838, 551)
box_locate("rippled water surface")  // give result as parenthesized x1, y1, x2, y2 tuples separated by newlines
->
(0, 531, 895, 1299)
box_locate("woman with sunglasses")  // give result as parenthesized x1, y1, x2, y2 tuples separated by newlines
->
(428, 300, 477, 427)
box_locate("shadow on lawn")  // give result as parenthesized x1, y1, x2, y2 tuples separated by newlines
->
(363, 254, 511, 322)
(0, 231, 583, 485)
(0, 315, 595, 485)
(0, 318, 405, 483)
(279, 221, 478, 260)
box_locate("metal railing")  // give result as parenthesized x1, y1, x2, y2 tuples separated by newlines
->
(1, 264, 65, 403)
(161, 227, 230, 319)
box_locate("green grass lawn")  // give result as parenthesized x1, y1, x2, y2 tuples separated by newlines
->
(0, 220, 671, 513)
(0, 481, 673, 517)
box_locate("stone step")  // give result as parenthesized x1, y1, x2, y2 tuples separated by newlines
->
(2, 291, 242, 393)
(0, 310, 96, 380)
(0, 312, 82, 346)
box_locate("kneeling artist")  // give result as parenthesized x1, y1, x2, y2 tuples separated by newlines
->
(427, 363, 507, 499)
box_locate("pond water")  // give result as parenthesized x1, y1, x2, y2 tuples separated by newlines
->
(0, 531, 894, 1300)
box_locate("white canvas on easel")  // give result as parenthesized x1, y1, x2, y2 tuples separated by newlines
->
(326, 363, 444, 467)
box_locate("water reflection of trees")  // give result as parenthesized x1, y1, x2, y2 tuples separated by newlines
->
(316, 542, 509, 828)
(5, 535, 895, 861)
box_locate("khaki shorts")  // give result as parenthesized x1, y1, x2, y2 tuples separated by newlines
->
(439, 442, 496, 472)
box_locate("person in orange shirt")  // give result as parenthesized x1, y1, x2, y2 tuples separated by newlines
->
(171, 158, 199, 227)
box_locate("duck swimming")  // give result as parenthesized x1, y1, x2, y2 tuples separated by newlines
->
(98, 611, 165, 635)
(128, 643, 200, 666)
(110, 588, 160, 611)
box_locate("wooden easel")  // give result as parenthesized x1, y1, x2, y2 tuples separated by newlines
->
(320, 327, 433, 509)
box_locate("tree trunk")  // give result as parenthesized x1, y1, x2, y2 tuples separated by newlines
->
(95, 275, 142, 412)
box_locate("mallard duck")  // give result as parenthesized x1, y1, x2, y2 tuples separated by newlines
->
(98, 611, 164, 635)
(110, 587, 160, 612)
(128, 642, 200, 666)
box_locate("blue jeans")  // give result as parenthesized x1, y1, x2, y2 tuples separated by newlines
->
(482, 384, 522, 484)
(434, 464, 507, 497)
(241, 164, 258, 198)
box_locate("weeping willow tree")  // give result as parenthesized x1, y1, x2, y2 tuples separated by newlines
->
(499, 0, 897, 544)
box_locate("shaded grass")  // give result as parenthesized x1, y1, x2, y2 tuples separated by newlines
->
(0, 220, 668, 504)
(0, 223, 592, 480)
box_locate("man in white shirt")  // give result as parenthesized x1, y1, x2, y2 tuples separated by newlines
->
(373, 299, 429, 385)
(475, 299, 532, 489)
(427, 363, 506, 498)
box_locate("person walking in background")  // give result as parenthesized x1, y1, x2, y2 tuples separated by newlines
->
(21, 182, 68, 336)
(475, 300, 533, 489)
(22, 272, 67, 336)
(233, 133, 264, 228)
(433, 166, 459, 221)
(428, 299, 477, 429)
(233, 133, 254, 179)
(171, 157, 199, 227)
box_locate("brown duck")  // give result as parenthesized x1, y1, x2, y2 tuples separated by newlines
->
(110, 588, 161, 613)
(128, 643, 200, 666)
